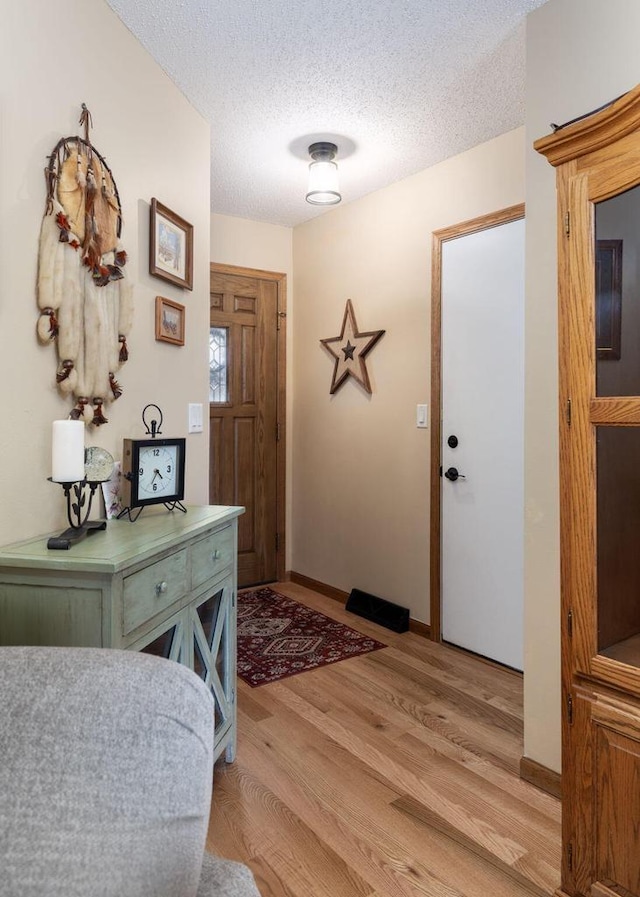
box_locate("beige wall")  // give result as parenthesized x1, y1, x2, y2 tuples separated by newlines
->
(211, 214, 293, 276)
(292, 128, 524, 622)
(210, 214, 294, 569)
(0, 0, 211, 547)
(524, 0, 640, 773)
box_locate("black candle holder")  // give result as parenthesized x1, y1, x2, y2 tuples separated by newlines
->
(47, 479, 107, 550)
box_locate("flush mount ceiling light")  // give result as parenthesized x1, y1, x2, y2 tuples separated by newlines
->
(305, 142, 341, 206)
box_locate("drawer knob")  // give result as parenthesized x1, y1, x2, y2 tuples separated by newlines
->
(155, 581, 168, 595)
(212, 549, 221, 561)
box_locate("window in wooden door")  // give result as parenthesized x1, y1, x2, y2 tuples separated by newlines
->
(209, 326, 229, 403)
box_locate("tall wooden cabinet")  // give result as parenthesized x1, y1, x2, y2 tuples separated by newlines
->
(536, 86, 640, 897)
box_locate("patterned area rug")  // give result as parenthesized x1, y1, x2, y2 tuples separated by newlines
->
(237, 587, 386, 687)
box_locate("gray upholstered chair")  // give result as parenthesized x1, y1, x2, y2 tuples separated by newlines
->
(0, 646, 260, 897)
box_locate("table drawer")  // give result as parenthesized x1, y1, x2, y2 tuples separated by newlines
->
(191, 525, 234, 590)
(123, 548, 188, 635)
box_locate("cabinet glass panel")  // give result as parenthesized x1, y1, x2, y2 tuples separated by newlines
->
(141, 622, 182, 662)
(597, 426, 640, 664)
(193, 586, 230, 732)
(596, 184, 640, 397)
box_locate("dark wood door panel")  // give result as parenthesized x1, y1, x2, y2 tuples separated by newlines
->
(234, 417, 256, 553)
(209, 267, 281, 587)
(239, 324, 256, 406)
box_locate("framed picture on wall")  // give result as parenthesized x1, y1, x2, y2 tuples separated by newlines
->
(155, 296, 185, 346)
(149, 198, 193, 290)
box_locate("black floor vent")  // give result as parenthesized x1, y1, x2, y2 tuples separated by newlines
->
(345, 588, 410, 633)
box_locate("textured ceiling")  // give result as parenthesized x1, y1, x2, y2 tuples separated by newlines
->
(105, 0, 547, 228)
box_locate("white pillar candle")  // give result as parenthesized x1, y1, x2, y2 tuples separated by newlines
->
(51, 420, 85, 483)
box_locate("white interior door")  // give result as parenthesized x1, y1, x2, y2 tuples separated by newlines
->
(441, 217, 524, 670)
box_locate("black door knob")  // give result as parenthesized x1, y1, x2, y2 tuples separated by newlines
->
(444, 467, 465, 481)
(447, 435, 459, 448)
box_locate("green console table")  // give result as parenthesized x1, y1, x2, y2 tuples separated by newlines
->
(0, 504, 244, 764)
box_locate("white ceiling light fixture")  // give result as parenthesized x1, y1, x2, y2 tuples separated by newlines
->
(306, 142, 341, 206)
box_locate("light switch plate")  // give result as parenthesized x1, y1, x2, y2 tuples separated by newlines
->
(188, 403, 203, 434)
(416, 404, 428, 428)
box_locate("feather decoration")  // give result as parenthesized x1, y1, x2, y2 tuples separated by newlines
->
(57, 239, 83, 373)
(104, 280, 121, 372)
(84, 274, 112, 399)
(56, 360, 78, 395)
(91, 398, 108, 426)
(38, 118, 134, 423)
(37, 205, 62, 310)
(69, 396, 92, 423)
(118, 276, 134, 337)
(82, 215, 102, 273)
(105, 192, 120, 214)
(56, 359, 74, 382)
(44, 166, 57, 215)
(109, 373, 123, 399)
(50, 226, 66, 313)
(76, 150, 86, 189)
(36, 314, 51, 343)
(37, 309, 58, 343)
(107, 264, 124, 282)
(85, 164, 97, 196)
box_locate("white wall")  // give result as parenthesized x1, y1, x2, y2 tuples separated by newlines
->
(210, 214, 294, 569)
(524, 0, 640, 773)
(292, 128, 524, 623)
(0, 0, 211, 546)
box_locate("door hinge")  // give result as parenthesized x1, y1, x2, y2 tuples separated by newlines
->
(276, 311, 287, 331)
(276, 422, 281, 442)
(566, 397, 572, 427)
(567, 609, 573, 638)
(567, 842, 573, 872)
(567, 693, 573, 726)
(564, 211, 571, 237)
(275, 532, 280, 553)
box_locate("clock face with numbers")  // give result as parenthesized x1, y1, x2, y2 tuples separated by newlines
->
(138, 443, 178, 498)
(122, 438, 186, 509)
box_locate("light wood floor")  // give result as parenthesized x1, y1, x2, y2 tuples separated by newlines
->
(206, 581, 561, 897)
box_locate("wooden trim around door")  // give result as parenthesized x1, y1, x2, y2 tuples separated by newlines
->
(429, 204, 525, 642)
(210, 262, 287, 583)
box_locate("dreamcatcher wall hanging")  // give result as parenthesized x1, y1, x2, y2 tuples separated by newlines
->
(36, 104, 133, 426)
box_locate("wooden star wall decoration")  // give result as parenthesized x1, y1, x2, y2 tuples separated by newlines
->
(320, 300, 385, 395)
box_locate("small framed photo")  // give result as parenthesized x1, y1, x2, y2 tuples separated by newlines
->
(149, 198, 193, 290)
(155, 296, 185, 346)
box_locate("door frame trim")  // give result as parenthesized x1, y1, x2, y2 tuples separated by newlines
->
(429, 203, 525, 641)
(209, 262, 287, 583)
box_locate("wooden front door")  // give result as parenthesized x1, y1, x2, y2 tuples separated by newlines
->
(209, 265, 285, 587)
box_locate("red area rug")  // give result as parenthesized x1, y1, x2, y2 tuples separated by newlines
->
(237, 587, 386, 687)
